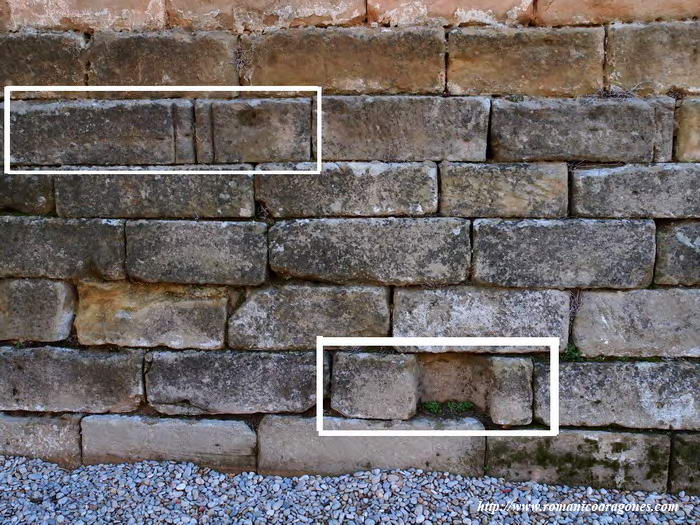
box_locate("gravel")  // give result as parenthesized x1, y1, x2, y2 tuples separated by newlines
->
(0, 455, 697, 524)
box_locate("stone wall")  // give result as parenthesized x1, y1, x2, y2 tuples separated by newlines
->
(0, 0, 699, 494)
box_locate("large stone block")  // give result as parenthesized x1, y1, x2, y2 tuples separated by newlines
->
(473, 219, 655, 288)
(331, 352, 419, 420)
(10, 99, 191, 165)
(535, 0, 700, 25)
(76, 281, 227, 350)
(0, 174, 54, 214)
(488, 430, 670, 492)
(676, 99, 700, 162)
(0, 414, 81, 469)
(490, 97, 673, 162)
(0, 217, 125, 280)
(228, 284, 390, 350)
(256, 162, 437, 217)
(55, 172, 255, 219)
(448, 27, 603, 96)
(368, 0, 533, 26)
(0, 279, 75, 342)
(535, 361, 700, 430)
(258, 415, 485, 476)
(0, 346, 143, 413)
(322, 96, 490, 161)
(146, 351, 316, 415)
(270, 218, 470, 285)
(573, 289, 700, 358)
(572, 164, 700, 218)
(655, 221, 700, 285)
(670, 433, 700, 494)
(607, 22, 700, 95)
(440, 162, 567, 218)
(82, 415, 256, 472)
(87, 31, 237, 86)
(0, 32, 86, 88)
(419, 354, 532, 426)
(240, 27, 444, 94)
(394, 287, 569, 352)
(125, 220, 267, 285)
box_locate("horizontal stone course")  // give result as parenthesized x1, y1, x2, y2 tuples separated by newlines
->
(81, 415, 256, 473)
(0, 414, 82, 469)
(655, 221, 700, 285)
(676, 99, 700, 162)
(0, 174, 54, 215)
(0, 217, 125, 280)
(145, 351, 316, 415)
(670, 433, 700, 494)
(228, 284, 390, 350)
(473, 219, 656, 288)
(573, 289, 700, 358)
(240, 27, 445, 94)
(488, 430, 670, 492)
(126, 220, 267, 285)
(270, 218, 470, 285)
(535, 361, 700, 430)
(367, 0, 533, 26)
(256, 162, 437, 217)
(0, 279, 76, 342)
(534, 0, 700, 26)
(0, 346, 143, 413)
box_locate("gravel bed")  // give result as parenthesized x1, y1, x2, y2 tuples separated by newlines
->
(0, 455, 697, 524)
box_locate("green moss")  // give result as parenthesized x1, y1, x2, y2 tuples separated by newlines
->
(562, 344, 582, 362)
(420, 400, 475, 417)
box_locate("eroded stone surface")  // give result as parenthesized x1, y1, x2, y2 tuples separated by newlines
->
(573, 289, 700, 357)
(368, 0, 534, 26)
(0, 279, 76, 342)
(146, 351, 316, 415)
(535, 0, 700, 25)
(670, 433, 700, 493)
(270, 218, 470, 285)
(76, 281, 227, 350)
(82, 415, 256, 472)
(473, 219, 655, 288)
(676, 99, 700, 162)
(228, 284, 390, 350)
(0, 414, 81, 469)
(488, 430, 670, 492)
(0, 346, 143, 413)
(655, 221, 700, 285)
(258, 415, 485, 476)
(0, 174, 54, 214)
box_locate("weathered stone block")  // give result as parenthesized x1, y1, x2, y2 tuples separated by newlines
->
(670, 433, 700, 494)
(440, 162, 567, 218)
(535, 362, 700, 430)
(0, 279, 75, 342)
(368, 0, 533, 26)
(322, 96, 490, 161)
(0, 174, 54, 214)
(256, 162, 437, 217)
(655, 221, 700, 285)
(56, 172, 254, 219)
(488, 430, 670, 492)
(241, 27, 444, 94)
(394, 287, 569, 352)
(535, 0, 700, 25)
(331, 352, 419, 420)
(473, 219, 655, 288)
(0, 346, 143, 413)
(572, 164, 700, 218)
(270, 218, 470, 285)
(258, 415, 485, 476)
(87, 31, 237, 86)
(228, 284, 390, 350)
(196, 99, 310, 163)
(76, 281, 227, 350)
(126, 220, 267, 285)
(676, 99, 700, 162)
(490, 97, 673, 162)
(82, 415, 256, 472)
(10, 99, 190, 165)
(0, 32, 86, 88)
(146, 351, 316, 415)
(607, 22, 700, 95)
(448, 27, 603, 96)
(0, 414, 81, 469)
(0, 217, 125, 280)
(573, 289, 700, 358)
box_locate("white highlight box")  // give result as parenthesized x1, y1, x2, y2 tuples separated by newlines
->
(3, 85, 323, 175)
(316, 336, 560, 437)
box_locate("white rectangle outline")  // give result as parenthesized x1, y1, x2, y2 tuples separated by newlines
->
(316, 336, 559, 437)
(4, 85, 323, 175)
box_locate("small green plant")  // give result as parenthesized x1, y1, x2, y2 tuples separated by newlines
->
(563, 343, 582, 362)
(422, 401, 441, 415)
(421, 400, 475, 416)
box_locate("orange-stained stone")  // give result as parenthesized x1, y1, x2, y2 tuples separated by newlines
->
(535, 0, 700, 26)
(368, 0, 534, 26)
